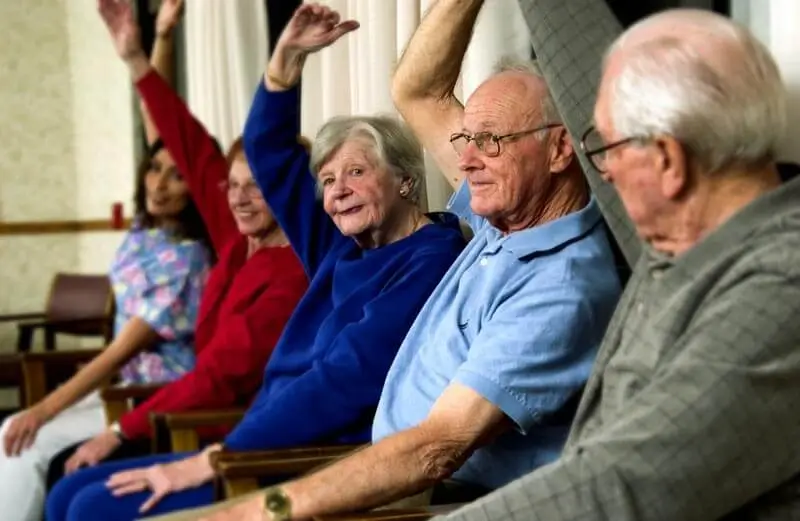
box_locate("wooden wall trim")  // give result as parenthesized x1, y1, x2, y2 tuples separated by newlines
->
(0, 219, 132, 236)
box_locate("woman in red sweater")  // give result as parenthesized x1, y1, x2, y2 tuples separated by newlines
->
(50, 0, 308, 478)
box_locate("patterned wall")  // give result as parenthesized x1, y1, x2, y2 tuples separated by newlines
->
(0, 0, 135, 365)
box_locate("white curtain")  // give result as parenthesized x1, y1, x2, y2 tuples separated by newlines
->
(300, 0, 531, 210)
(184, 0, 269, 152)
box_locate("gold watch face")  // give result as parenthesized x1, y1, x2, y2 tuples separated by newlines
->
(264, 488, 291, 519)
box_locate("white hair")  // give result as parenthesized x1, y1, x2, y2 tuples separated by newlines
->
(492, 56, 562, 129)
(309, 115, 424, 205)
(605, 9, 786, 173)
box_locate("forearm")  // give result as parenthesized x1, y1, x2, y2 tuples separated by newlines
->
(139, 31, 176, 144)
(39, 317, 156, 419)
(265, 41, 307, 92)
(284, 426, 458, 519)
(393, 0, 483, 103)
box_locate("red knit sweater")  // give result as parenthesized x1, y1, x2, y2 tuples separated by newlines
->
(118, 71, 307, 439)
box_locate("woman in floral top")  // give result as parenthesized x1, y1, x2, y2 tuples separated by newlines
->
(0, 141, 211, 521)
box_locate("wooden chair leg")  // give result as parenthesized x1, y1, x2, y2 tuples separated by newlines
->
(22, 360, 47, 407)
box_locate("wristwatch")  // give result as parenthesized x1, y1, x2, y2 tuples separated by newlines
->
(263, 487, 292, 521)
(108, 421, 126, 440)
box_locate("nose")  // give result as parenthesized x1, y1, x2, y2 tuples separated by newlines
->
(329, 176, 352, 199)
(457, 141, 485, 173)
(151, 170, 169, 191)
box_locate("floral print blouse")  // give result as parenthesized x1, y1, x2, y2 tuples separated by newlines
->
(109, 223, 210, 384)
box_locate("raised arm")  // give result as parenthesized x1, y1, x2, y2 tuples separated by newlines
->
(243, 5, 359, 275)
(516, 0, 640, 265)
(392, 0, 483, 189)
(139, 0, 182, 145)
(98, 0, 237, 253)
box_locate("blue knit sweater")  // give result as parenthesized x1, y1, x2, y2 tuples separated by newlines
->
(224, 84, 465, 450)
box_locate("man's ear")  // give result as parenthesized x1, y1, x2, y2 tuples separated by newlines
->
(655, 136, 689, 199)
(549, 127, 575, 174)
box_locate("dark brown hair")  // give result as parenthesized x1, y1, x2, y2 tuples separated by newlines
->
(133, 139, 213, 253)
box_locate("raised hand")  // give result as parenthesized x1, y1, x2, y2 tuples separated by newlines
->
(97, 0, 144, 60)
(268, 3, 359, 89)
(155, 0, 185, 38)
(277, 3, 360, 55)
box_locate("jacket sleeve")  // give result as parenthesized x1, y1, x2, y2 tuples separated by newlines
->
(118, 261, 308, 440)
(136, 70, 238, 253)
(517, 0, 640, 266)
(243, 83, 341, 278)
(222, 252, 455, 451)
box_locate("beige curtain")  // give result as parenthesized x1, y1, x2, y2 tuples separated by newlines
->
(183, 0, 269, 152)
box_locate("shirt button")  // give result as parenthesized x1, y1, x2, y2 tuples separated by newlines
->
(637, 302, 644, 314)
(479, 258, 489, 266)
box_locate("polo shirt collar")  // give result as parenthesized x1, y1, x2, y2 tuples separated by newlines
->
(484, 198, 603, 260)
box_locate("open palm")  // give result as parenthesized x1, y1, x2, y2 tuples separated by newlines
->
(278, 3, 359, 55)
(97, 0, 143, 60)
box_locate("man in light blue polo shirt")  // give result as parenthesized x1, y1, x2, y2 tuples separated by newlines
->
(177, 2, 622, 520)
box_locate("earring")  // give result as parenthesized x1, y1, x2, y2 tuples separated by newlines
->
(400, 186, 410, 197)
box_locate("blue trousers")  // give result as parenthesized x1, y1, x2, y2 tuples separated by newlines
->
(46, 452, 214, 521)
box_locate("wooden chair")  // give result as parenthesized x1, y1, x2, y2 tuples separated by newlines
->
(0, 273, 114, 353)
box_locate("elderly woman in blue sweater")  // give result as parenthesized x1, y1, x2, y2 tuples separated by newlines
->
(45, 2, 465, 520)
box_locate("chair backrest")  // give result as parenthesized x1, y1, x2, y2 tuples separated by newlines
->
(44, 273, 114, 337)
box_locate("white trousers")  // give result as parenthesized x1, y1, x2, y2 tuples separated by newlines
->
(0, 392, 107, 521)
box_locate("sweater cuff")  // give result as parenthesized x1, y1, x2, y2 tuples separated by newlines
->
(253, 81, 301, 135)
(118, 409, 148, 440)
(134, 68, 163, 99)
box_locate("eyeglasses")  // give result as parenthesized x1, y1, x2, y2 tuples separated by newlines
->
(449, 123, 563, 158)
(218, 180, 263, 199)
(580, 126, 644, 174)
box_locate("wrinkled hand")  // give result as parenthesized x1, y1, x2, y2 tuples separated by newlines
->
(3, 405, 49, 457)
(106, 450, 216, 514)
(277, 3, 359, 55)
(97, 0, 144, 60)
(64, 430, 121, 474)
(199, 493, 265, 521)
(156, 0, 185, 37)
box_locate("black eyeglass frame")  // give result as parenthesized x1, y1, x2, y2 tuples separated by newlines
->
(449, 123, 563, 158)
(580, 126, 649, 173)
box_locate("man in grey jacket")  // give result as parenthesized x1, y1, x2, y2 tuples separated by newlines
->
(429, 2, 800, 520)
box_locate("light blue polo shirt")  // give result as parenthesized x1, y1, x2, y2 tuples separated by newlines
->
(372, 182, 622, 490)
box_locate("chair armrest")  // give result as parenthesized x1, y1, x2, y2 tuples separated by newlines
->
(314, 504, 464, 521)
(148, 408, 248, 453)
(21, 349, 103, 366)
(0, 312, 44, 323)
(160, 408, 247, 429)
(211, 445, 365, 499)
(100, 383, 164, 402)
(20, 349, 104, 406)
(101, 383, 164, 425)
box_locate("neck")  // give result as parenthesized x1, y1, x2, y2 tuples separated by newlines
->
(651, 164, 781, 256)
(246, 227, 289, 257)
(496, 172, 588, 235)
(354, 204, 429, 250)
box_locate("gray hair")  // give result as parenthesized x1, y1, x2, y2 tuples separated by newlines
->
(605, 10, 786, 173)
(491, 56, 562, 128)
(309, 115, 424, 205)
